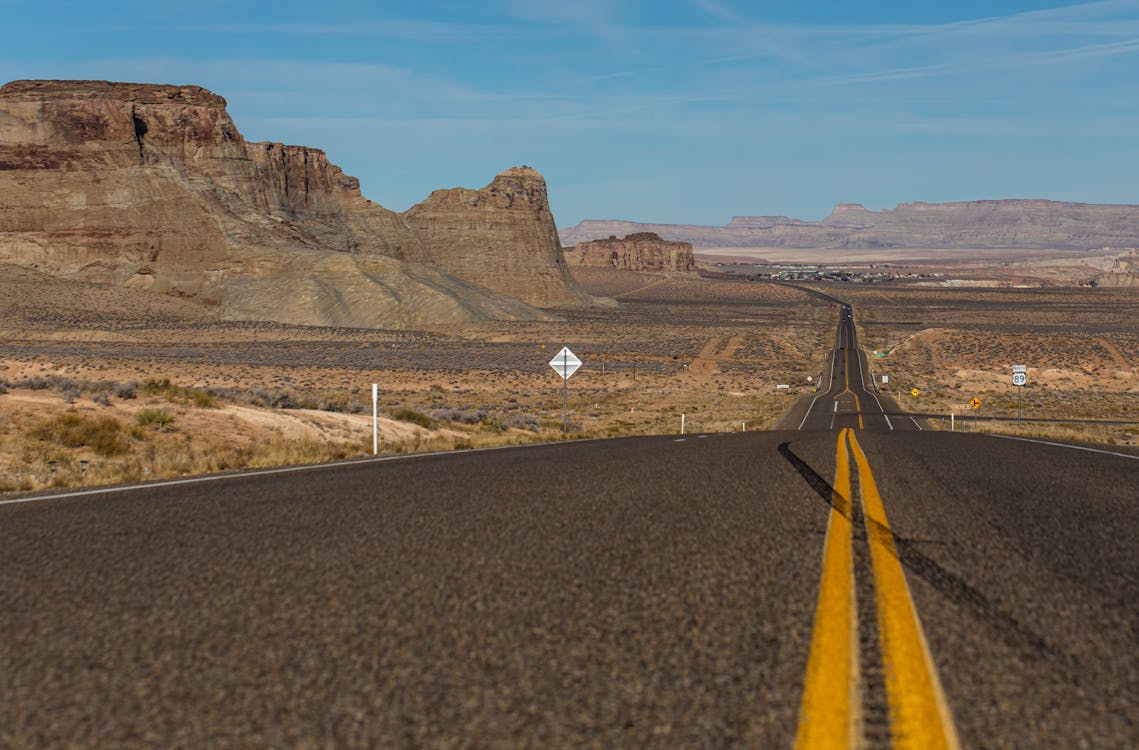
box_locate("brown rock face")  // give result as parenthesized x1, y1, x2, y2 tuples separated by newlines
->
(565, 232, 696, 272)
(402, 167, 591, 307)
(0, 80, 588, 327)
(561, 200, 1139, 251)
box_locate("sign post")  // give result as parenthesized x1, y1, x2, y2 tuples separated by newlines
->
(1012, 365, 1027, 424)
(549, 347, 582, 432)
(773, 384, 790, 427)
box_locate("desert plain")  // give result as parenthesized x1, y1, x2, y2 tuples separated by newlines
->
(2, 253, 1137, 495)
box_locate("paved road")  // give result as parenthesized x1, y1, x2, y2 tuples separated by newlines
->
(782, 302, 922, 433)
(3, 306, 1136, 748)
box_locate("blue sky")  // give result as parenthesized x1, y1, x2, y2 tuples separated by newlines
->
(3, 1, 1139, 226)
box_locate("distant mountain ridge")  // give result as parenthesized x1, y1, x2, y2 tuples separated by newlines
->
(560, 200, 1139, 251)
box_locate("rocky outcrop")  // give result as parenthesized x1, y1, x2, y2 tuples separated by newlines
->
(402, 167, 591, 307)
(564, 232, 696, 272)
(0, 80, 589, 328)
(561, 200, 1139, 251)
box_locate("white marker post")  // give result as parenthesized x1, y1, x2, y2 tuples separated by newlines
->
(372, 383, 378, 455)
(549, 347, 582, 432)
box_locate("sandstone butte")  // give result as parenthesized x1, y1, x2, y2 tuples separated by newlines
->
(560, 200, 1139, 251)
(564, 232, 696, 273)
(0, 80, 592, 328)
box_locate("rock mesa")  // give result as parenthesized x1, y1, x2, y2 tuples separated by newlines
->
(0, 80, 589, 328)
(564, 232, 696, 272)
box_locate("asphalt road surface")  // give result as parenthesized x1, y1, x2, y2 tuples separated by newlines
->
(3, 305, 1136, 748)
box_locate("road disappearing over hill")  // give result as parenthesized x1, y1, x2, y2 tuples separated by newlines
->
(2, 304, 1136, 748)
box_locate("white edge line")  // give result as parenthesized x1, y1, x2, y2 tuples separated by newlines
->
(0, 436, 618, 507)
(856, 348, 894, 432)
(798, 349, 835, 431)
(987, 433, 1139, 460)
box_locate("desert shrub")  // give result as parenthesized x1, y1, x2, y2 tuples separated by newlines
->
(245, 389, 273, 408)
(392, 408, 436, 429)
(136, 408, 175, 431)
(431, 407, 488, 425)
(30, 412, 129, 456)
(114, 381, 138, 399)
(58, 381, 81, 404)
(502, 413, 539, 431)
(317, 391, 361, 413)
(246, 389, 301, 409)
(137, 378, 220, 408)
(140, 377, 173, 395)
(92, 391, 113, 407)
(271, 391, 299, 409)
(479, 415, 505, 431)
(189, 390, 217, 408)
(0, 380, 8, 395)
(15, 376, 51, 390)
(206, 387, 243, 402)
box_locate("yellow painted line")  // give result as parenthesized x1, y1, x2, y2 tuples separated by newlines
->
(794, 428, 859, 749)
(853, 393, 864, 430)
(847, 432, 961, 750)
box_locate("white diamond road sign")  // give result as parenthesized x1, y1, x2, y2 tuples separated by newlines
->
(550, 347, 582, 380)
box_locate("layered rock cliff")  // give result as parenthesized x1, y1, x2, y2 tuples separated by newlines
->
(561, 201, 1139, 251)
(403, 167, 591, 306)
(564, 232, 696, 272)
(0, 80, 589, 328)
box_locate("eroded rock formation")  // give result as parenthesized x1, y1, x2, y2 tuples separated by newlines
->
(564, 232, 696, 272)
(560, 201, 1139, 251)
(403, 167, 591, 306)
(0, 80, 589, 328)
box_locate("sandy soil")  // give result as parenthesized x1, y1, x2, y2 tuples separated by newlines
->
(3, 262, 1136, 492)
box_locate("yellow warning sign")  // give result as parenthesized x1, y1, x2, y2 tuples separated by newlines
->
(970, 398, 983, 409)
(911, 388, 920, 397)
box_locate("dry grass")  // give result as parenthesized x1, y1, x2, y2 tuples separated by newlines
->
(0, 268, 832, 494)
(943, 417, 1137, 450)
(6, 263, 1134, 494)
(846, 285, 1139, 426)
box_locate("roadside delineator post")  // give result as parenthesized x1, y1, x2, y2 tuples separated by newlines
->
(372, 383, 378, 455)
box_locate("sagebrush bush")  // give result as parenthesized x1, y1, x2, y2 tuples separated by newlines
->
(392, 408, 435, 429)
(140, 378, 173, 395)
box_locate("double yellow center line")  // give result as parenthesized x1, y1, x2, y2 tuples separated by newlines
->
(795, 428, 960, 749)
(834, 335, 864, 429)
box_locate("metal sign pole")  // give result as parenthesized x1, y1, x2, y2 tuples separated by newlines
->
(1017, 384, 1021, 425)
(549, 346, 581, 434)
